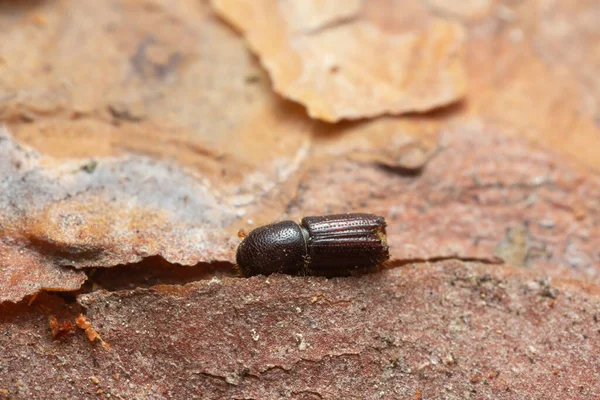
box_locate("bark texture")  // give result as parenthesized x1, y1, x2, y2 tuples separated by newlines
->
(1, 0, 600, 398)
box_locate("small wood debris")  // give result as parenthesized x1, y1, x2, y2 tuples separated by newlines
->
(49, 315, 75, 341)
(76, 314, 111, 350)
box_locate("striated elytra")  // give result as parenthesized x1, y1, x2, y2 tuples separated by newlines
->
(236, 213, 389, 277)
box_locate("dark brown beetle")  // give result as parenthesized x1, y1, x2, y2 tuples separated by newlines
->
(236, 213, 389, 277)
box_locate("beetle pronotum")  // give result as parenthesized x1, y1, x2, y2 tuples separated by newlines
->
(236, 213, 389, 277)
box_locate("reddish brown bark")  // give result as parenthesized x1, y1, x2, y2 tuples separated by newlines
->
(1, 0, 600, 398)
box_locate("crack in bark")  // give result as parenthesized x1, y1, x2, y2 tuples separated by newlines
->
(387, 255, 504, 268)
(189, 352, 364, 389)
(76, 256, 236, 293)
(187, 343, 454, 389)
(63, 256, 503, 299)
(0, 251, 505, 306)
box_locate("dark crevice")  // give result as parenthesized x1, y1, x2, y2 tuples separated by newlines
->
(52, 290, 81, 305)
(0, 291, 84, 323)
(76, 256, 238, 293)
(377, 163, 426, 177)
(26, 252, 505, 303)
(74, 255, 501, 295)
(1, 254, 505, 309)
